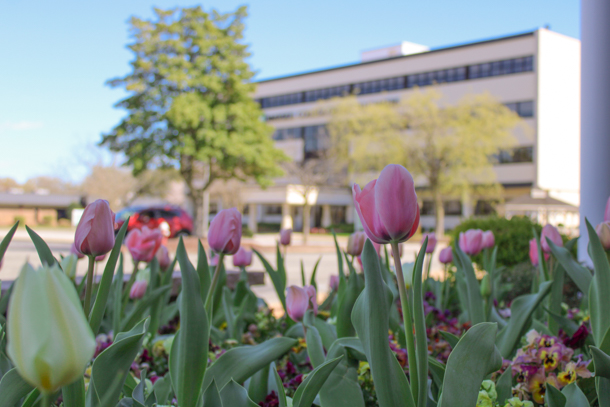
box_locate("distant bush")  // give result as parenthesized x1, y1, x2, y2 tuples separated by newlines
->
(329, 223, 354, 234)
(41, 215, 54, 226)
(450, 216, 543, 267)
(13, 216, 26, 227)
(241, 226, 254, 238)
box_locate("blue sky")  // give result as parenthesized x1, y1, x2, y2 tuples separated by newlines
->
(0, 0, 580, 183)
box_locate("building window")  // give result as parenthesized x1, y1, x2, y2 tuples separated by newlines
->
(272, 127, 302, 141)
(304, 125, 328, 158)
(494, 146, 534, 164)
(444, 200, 463, 215)
(505, 101, 534, 118)
(258, 55, 534, 109)
(265, 205, 282, 215)
(475, 200, 496, 216)
(420, 200, 435, 215)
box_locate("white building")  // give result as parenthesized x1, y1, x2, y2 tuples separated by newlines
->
(217, 29, 581, 232)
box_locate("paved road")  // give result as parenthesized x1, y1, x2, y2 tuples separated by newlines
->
(1, 229, 446, 309)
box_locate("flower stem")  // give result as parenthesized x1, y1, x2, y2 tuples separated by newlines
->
(83, 255, 96, 317)
(391, 241, 418, 402)
(41, 392, 52, 406)
(205, 253, 225, 312)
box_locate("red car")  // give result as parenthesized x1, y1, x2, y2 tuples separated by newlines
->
(115, 205, 193, 238)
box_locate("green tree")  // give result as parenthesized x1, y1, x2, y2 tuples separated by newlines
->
(327, 89, 524, 236)
(101, 6, 287, 235)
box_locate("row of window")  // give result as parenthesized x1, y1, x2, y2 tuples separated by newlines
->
(420, 200, 496, 216)
(495, 146, 534, 164)
(258, 56, 535, 109)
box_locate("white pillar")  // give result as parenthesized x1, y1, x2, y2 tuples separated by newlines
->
(461, 189, 473, 218)
(321, 204, 332, 227)
(201, 191, 210, 238)
(248, 203, 258, 233)
(281, 203, 293, 229)
(579, 0, 610, 263)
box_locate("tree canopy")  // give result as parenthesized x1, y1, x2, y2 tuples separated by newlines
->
(101, 6, 287, 234)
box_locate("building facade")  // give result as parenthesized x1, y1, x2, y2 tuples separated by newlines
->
(219, 29, 580, 232)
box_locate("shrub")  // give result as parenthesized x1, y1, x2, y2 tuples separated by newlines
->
(40, 215, 54, 226)
(450, 216, 543, 267)
(13, 215, 26, 227)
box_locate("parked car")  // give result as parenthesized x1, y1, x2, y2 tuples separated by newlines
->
(115, 205, 193, 238)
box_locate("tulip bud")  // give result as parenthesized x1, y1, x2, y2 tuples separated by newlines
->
(74, 199, 116, 257)
(421, 232, 437, 253)
(529, 239, 539, 266)
(439, 247, 453, 264)
(125, 226, 163, 263)
(279, 229, 292, 246)
(329, 275, 339, 291)
(459, 229, 484, 256)
(596, 222, 610, 250)
(208, 208, 242, 255)
(346, 231, 366, 256)
(156, 245, 171, 271)
(70, 242, 85, 259)
(130, 280, 148, 299)
(7, 263, 96, 392)
(481, 231, 495, 249)
(286, 285, 317, 321)
(480, 273, 492, 298)
(352, 164, 420, 244)
(233, 247, 253, 268)
(540, 224, 562, 253)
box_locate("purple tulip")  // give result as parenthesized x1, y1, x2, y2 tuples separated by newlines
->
(352, 164, 420, 244)
(422, 232, 437, 253)
(481, 231, 495, 249)
(74, 199, 116, 257)
(129, 280, 148, 299)
(540, 224, 562, 253)
(459, 229, 483, 256)
(208, 208, 242, 255)
(439, 247, 453, 264)
(233, 247, 253, 268)
(156, 245, 171, 270)
(280, 229, 292, 246)
(286, 285, 317, 321)
(330, 275, 339, 291)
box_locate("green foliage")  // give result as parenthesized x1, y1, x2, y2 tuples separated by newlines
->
(451, 216, 543, 267)
(101, 6, 288, 233)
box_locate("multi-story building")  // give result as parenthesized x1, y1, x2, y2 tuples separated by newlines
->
(225, 28, 580, 233)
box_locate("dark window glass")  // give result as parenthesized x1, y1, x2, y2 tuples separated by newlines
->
(475, 201, 496, 215)
(505, 102, 518, 113)
(444, 200, 463, 215)
(480, 63, 491, 77)
(304, 125, 328, 155)
(265, 205, 282, 215)
(456, 67, 467, 80)
(518, 101, 534, 117)
(420, 201, 435, 215)
(407, 75, 417, 88)
(512, 146, 534, 163)
(491, 61, 502, 76)
(524, 56, 534, 71)
(469, 64, 480, 79)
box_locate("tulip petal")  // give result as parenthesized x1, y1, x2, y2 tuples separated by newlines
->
(353, 181, 390, 244)
(375, 165, 418, 242)
(286, 286, 308, 322)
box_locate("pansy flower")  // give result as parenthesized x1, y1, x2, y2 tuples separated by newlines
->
(539, 345, 562, 371)
(538, 335, 556, 348)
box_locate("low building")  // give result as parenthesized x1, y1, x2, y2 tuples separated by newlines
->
(0, 192, 83, 227)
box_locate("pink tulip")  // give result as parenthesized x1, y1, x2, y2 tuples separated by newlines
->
(439, 247, 453, 264)
(95, 254, 106, 262)
(352, 164, 419, 244)
(156, 245, 171, 270)
(346, 231, 366, 256)
(605, 196, 610, 222)
(129, 280, 148, 299)
(70, 242, 85, 259)
(540, 224, 562, 253)
(280, 229, 292, 246)
(210, 253, 219, 267)
(306, 285, 318, 315)
(330, 275, 339, 291)
(529, 239, 539, 266)
(422, 232, 437, 253)
(286, 286, 307, 321)
(74, 199, 116, 257)
(596, 222, 610, 250)
(233, 247, 253, 268)
(208, 208, 242, 255)
(125, 226, 163, 263)
(459, 229, 483, 256)
(482, 231, 495, 249)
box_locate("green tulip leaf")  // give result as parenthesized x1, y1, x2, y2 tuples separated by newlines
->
(197, 241, 211, 300)
(586, 219, 610, 347)
(26, 225, 58, 267)
(332, 230, 345, 280)
(132, 369, 147, 407)
(452, 244, 485, 325)
(247, 363, 270, 404)
(89, 218, 129, 334)
(546, 239, 592, 294)
(438, 331, 460, 349)
(304, 316, 326, 368)
(548, 261, 566, 335)
(62, 377, 86, 407)
(496, 280, 553, 358)
(439, 322, 502, 407)
(495, 366, 512, 403)
(222, 286, 237, 339)
(203, 336, 297, 392)
(169, 240, 209, 407)
(309, 255, 322, 290)
(253, 248, 286, 313)
(546, 384, 566, 407)
(203, 380, 223, 407)
(220, 380, 259, 407)
(276, 243, 287, 292)
(0, 368, 35, 406)
(351, 240, 416, 407)
(336, 256, 363, 338)
(318, 338, 365, 407)
(590, 346, 610, 379)
(0, 221, 18, 263)
(112, 254, 125, 338)
(428, 357, 445, 390)
(120, 285, 171, 332)
(153, 375, 172, 405)
(412, 239, 429, 407)
(273, 366, 288, 407)
(86, 318, 149, 407)
(292, 356, 343, 407)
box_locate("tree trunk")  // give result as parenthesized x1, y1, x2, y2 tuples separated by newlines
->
(434, 190, 445, 238)
(190, 190, 205, 237)
(303, 204, 311, 245)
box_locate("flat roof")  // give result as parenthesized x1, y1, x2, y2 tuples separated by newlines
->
(0, 193, 82, 208)
(256, 30, 536, 84)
